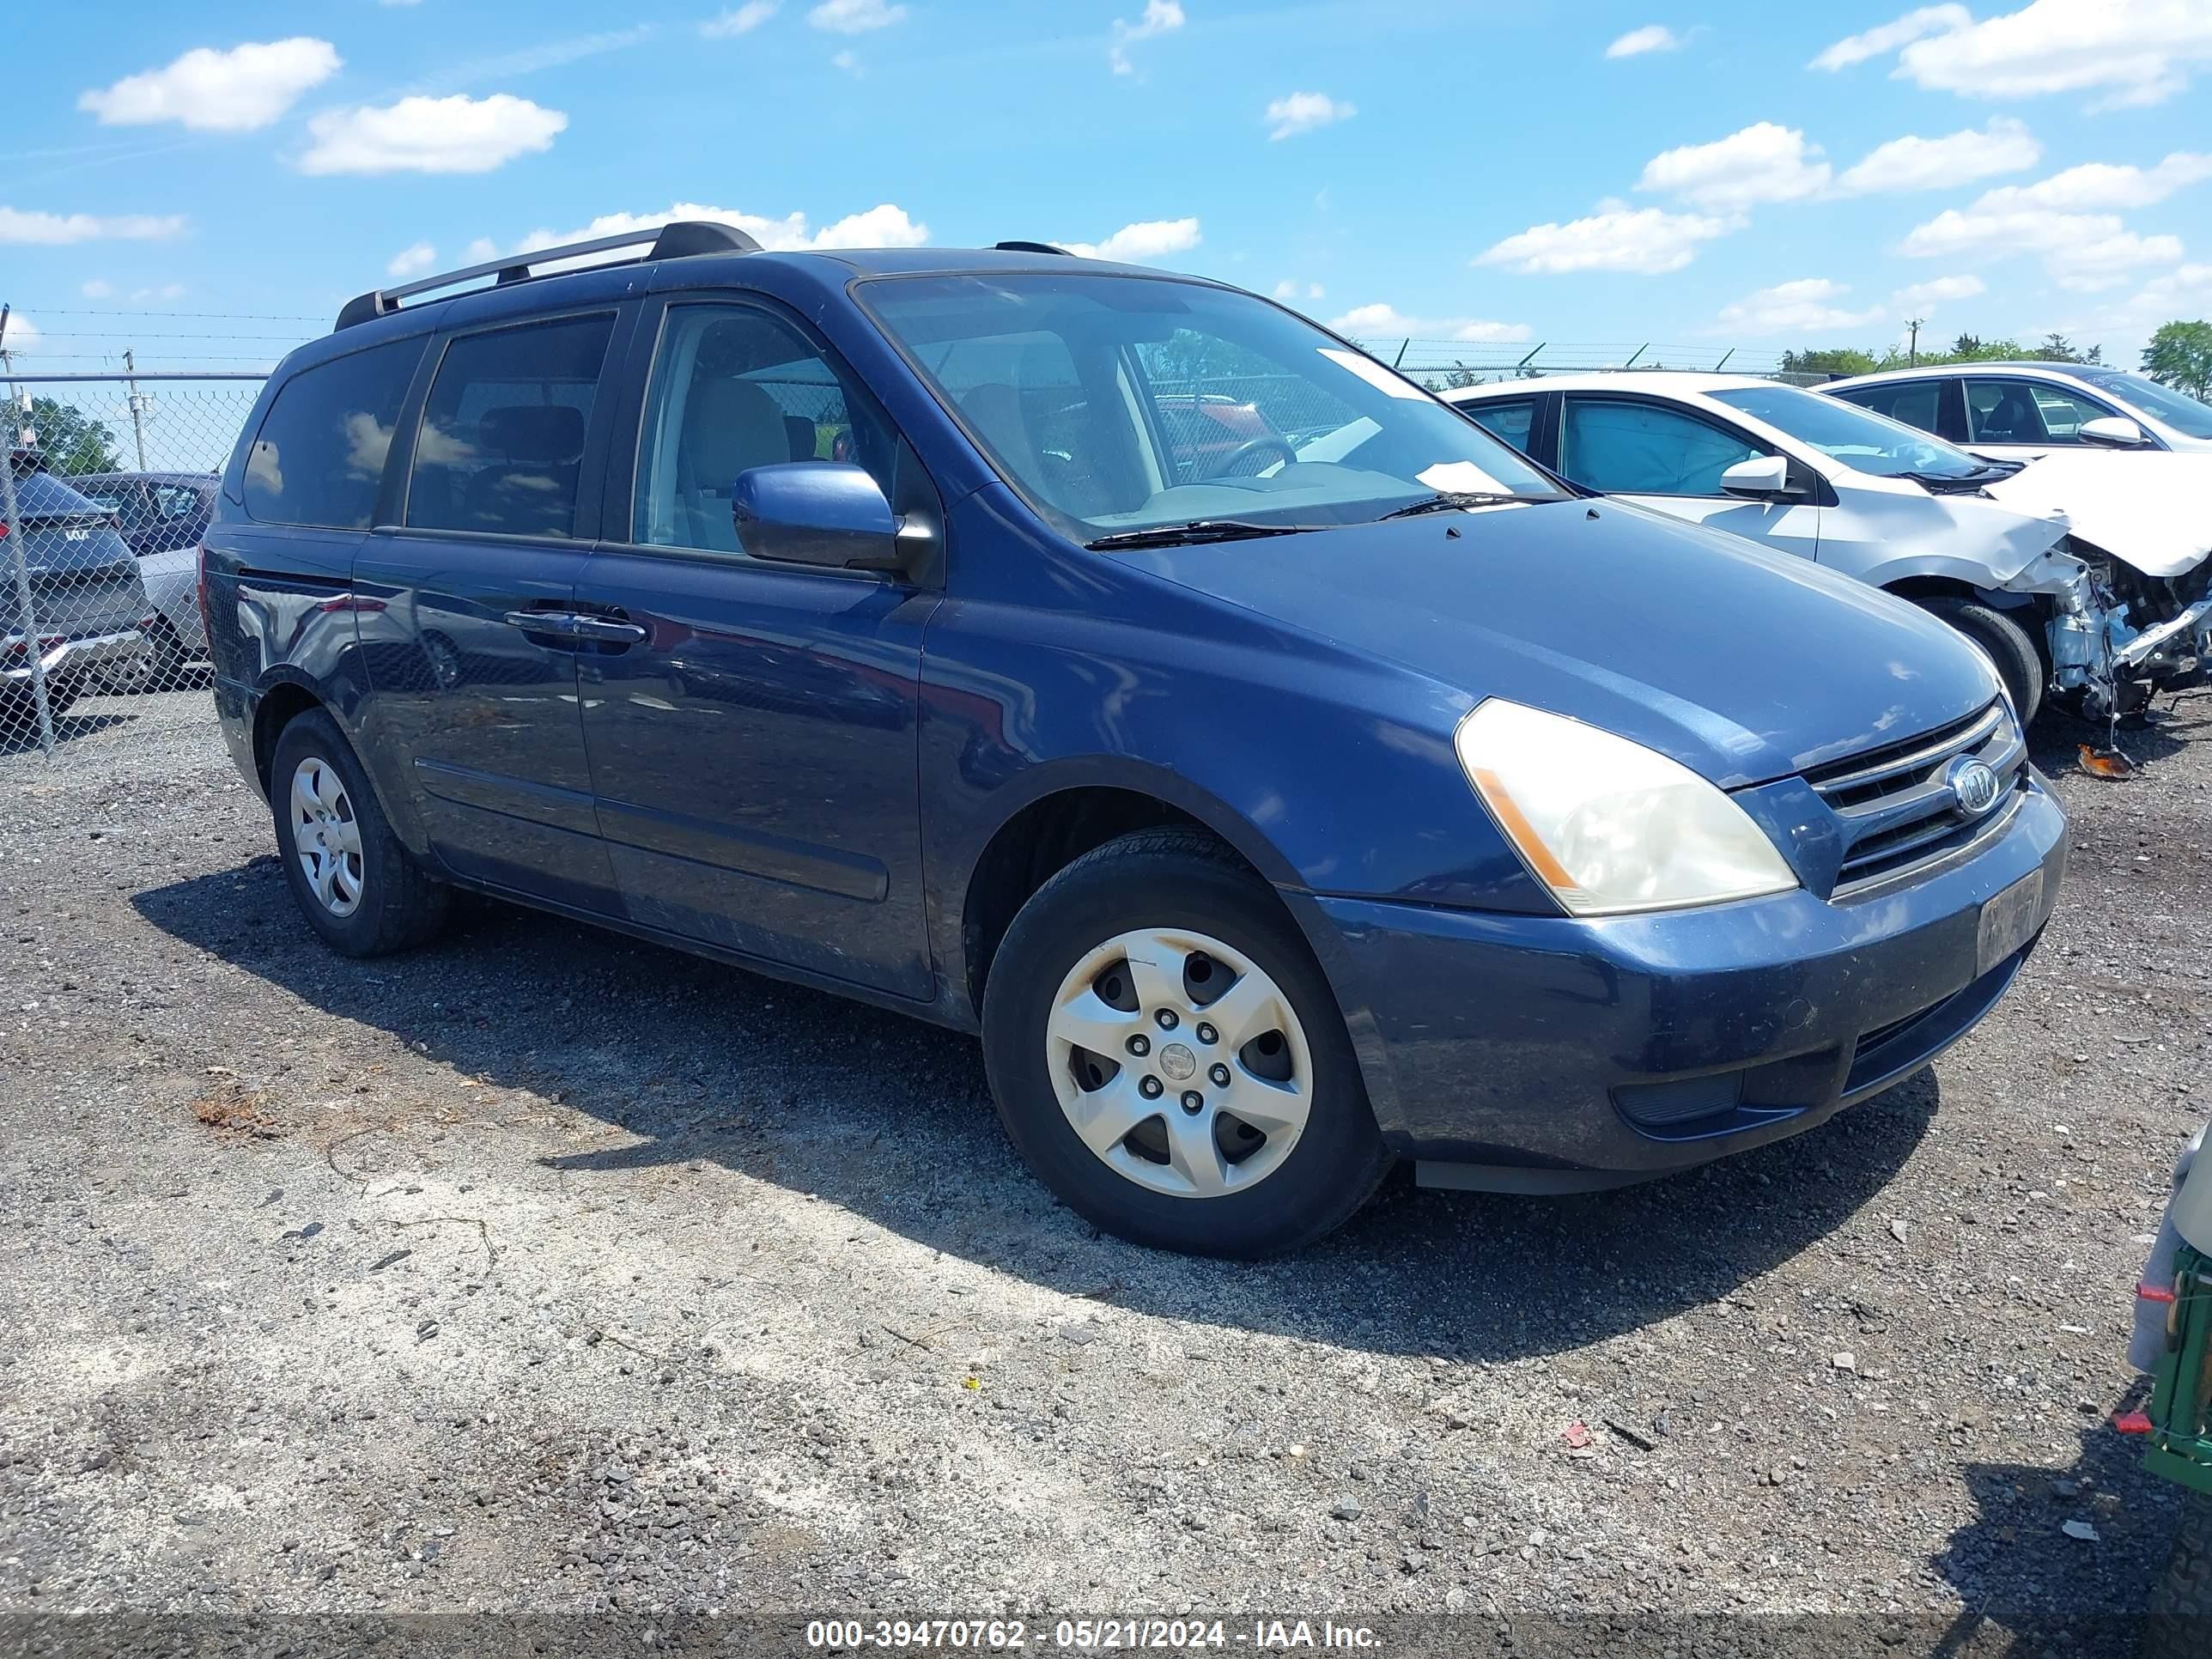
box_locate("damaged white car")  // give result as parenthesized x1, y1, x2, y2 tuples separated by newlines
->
(1442, 373, 2212, 725)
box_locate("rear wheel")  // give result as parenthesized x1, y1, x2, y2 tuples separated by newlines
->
(1916, 596, 2045, 726)
(981, 830, 1391, 1256)
(270, 709, 449, 957)
(2142, 1486, 2212, 1659)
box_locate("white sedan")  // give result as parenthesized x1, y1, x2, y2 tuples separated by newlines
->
(1441, 372, 2212, 724)
(1820, 362, 2212, 459)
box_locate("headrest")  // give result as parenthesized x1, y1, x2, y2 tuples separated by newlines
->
(478, 404, 585, 465)
(682, 378, 789, 484)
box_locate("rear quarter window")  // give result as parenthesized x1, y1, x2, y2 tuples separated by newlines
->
(243, 338, 423, 529)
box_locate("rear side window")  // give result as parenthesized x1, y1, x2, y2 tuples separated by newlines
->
(1462, 399, 1535, 453)
(406, 313, 616, 538)
(243, 339, 422, 528)
(1836, 380, 1939, 434)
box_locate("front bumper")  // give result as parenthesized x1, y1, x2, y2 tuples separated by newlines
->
(1304, 775, 2068, 1189)
(2, 627, 152, 688)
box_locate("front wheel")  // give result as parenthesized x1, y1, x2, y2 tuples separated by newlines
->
(2142, 1487, 2212, 1659)
(1916, 596, 2045, 726)
(981, 830, 1391, 1257)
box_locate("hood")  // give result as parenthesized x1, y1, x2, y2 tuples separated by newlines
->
(1981, 451, 2212, 579)
(1128, 501, 2001, 789)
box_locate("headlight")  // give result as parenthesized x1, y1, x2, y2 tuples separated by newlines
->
(1455, 699, 1798, 916)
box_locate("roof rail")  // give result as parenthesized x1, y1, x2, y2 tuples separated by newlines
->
(333, 219, 763, 331)
(994, 240, 1073, 257)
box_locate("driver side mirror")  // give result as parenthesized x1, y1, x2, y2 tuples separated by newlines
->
(1719, 454, 1798, 500)
(731, 462, 906, 572)
(2078, 415, 2148, 449)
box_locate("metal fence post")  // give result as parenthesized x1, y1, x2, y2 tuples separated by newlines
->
(1, 447, 58, 756)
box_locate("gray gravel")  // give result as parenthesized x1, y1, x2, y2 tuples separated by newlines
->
(2, 687, 2209, 1644)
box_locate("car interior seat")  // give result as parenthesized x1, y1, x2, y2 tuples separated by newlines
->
(462, 405, 586, 537)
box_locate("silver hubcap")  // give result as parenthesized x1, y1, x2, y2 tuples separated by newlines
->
(289, 757, 365, 919)
(1045, 927, 1313, 1200)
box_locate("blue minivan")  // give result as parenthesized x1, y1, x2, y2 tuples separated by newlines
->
(204, 224, 2068, 1255)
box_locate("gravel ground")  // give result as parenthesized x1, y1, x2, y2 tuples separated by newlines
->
(2, 687, 2208, 1651)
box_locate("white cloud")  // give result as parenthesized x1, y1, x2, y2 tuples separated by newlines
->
(807, 0, 904, 33)
(503, 201, 928, 262)
(1327, 303, 1531, 343)
(1900, 202, 2184, 291)
(832, 49, 862, 74)
(1111, 0, 1185, 75)
(1060, 217, 1201, 264)
(1607, 24, 1686, 58)
(1837, 117, 2040, 195)
(131, 283, 187, 302)
(1265, 91, 1355, 141)
(0, 206, 186, 245)
(298, 94, 567, 175)
(388, 241, 437, 278)
(1972, 152, 2212, 212)
(0, 313, 40, 353)
(78, 38, 342, 133)
(1638, 124, 1829, 211)
(1810, 4, 1970, 70)
(1476, 202, 1734, 274)
(1273, 280, 1325, 301)
(702, 1, 779, 36)
(2069, 261, 2212, 331)
(80, 279, 112, 299)
(1892, 272, 1987, 312)
(1711, 278, 1885, 336)
(2047, 230, 2185, 292)
(1818, 1, 2212, 109)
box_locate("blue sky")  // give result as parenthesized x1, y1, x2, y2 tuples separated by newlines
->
(3, 0, 2210, 373)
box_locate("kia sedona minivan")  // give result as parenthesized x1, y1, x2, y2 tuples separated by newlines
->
(204, 226, 2069, 1255)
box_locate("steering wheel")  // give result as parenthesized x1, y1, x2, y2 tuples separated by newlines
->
(1203, 434, 1300, 480)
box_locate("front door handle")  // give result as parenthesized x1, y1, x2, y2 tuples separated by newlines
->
(567, 615, 649, 644)
(502, 609, 579, 636)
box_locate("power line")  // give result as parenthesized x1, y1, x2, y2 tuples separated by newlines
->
(7, 307, 326, 322)
(25, 331, 308, 341)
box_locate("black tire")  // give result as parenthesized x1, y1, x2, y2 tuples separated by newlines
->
(146, 617, 191, 684)
(1916, 596, 2045, 726)
(981, 829, 1392, 1257)
(2142, 1486, 2212, 1659)
(269, 708, 449, 957)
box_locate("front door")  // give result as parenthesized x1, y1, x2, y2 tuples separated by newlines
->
(354, 308, 629, 914)
(1556, 393, 1825, 563)
(575, 296, 939, 1000)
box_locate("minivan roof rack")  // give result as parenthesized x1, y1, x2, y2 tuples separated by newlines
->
(994, 240, 1073, 256)
(333, 219, 762, 331)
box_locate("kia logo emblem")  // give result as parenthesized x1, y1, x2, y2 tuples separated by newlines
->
(1947, 757, 2002, 815)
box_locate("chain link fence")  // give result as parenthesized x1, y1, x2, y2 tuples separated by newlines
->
(2, 373, 263, 754)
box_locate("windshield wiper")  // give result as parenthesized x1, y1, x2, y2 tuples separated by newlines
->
(1376, 491, 1556, 520)
(1084, 520, 1316, 550)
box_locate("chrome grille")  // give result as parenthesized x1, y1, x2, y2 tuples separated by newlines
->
(1808, 702, 2027, 896)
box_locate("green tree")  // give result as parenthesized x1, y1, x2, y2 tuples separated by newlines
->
(2142, 320, 2212, 401)
(1781, 347, 1880, 377)
(2036, 332, 2102, 364)
(24, 398, 124, 476)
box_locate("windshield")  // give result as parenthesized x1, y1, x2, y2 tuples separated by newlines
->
(2075, 369, 2212, 440)
(858, 271, 1566, 541)
(1709, 383, 1990, 480)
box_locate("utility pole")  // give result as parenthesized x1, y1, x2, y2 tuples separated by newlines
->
(125, 348, 149, 471)
(1907, 318, 1923, 368)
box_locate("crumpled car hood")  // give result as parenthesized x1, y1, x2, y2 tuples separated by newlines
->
(1982, 451, 2212, 579)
